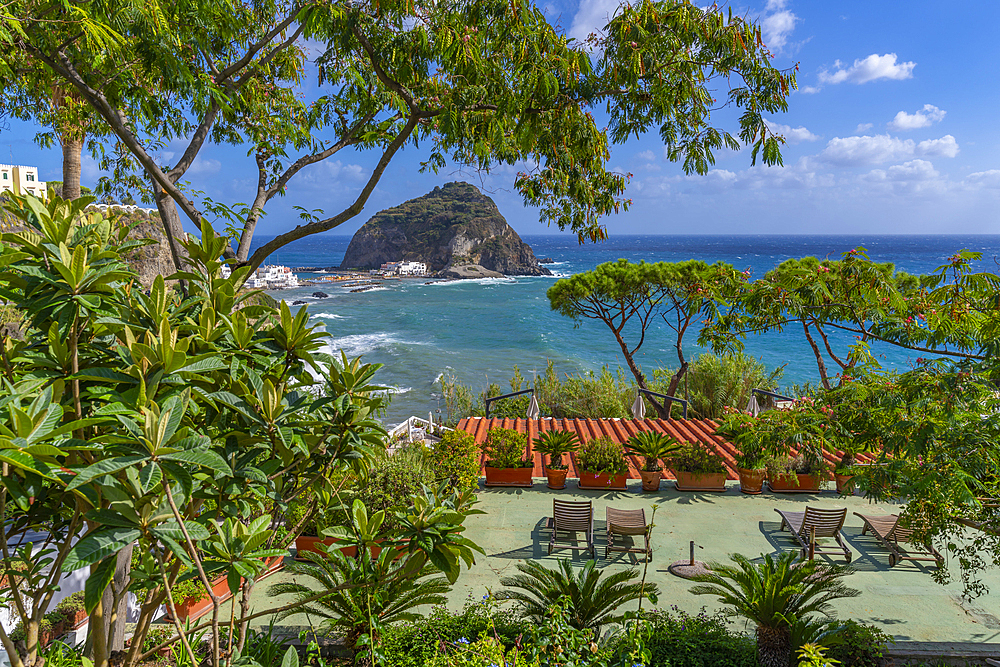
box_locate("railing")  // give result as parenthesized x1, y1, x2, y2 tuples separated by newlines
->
(386, 415, 453, 446)
(637, 388, 688, 419)
(484, 389, 535, 417)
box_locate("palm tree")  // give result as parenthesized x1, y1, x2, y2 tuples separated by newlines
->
(267, 548, 450, 648)
(532, 430, 580, 468)
(689, 551, 859, 667)
(499, 559, 657, 632)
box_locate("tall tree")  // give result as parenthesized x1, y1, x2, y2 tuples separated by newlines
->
(704, 249, 996, 390)
(5, 0, 796, 273)
(547, 259, 741, 417)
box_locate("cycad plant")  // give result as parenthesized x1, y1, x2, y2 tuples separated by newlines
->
(689, 551, 859, 667)
(625, 431, 681, 472)
(268, 547, 450, 648)
(499, 559, 657, 632)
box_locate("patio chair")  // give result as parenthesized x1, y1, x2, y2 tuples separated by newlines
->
(546, 500, 594, 559)
(854, 512, 943, 567)
(774, 506, 852, 562)
(605, 507, 652, 561)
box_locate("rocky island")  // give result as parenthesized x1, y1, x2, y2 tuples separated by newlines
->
(340, 182, 551, 278)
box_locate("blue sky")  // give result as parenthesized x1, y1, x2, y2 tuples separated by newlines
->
(5, 0, 1000, 238)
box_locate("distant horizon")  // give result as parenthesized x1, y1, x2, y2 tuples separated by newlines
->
(250, 231, 1000, 240)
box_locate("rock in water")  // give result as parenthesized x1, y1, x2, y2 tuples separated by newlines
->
(312, 291, 329, 298)
(340, 182, 552, 276)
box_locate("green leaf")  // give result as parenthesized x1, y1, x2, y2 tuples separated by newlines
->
(64, 527, 141, 571)
(280, 645, 298, 667)
(159, 449, 232, 475)
(85, 556, 117, 613)
(67, 455, 150, 490)
(151, 519, 210, 542)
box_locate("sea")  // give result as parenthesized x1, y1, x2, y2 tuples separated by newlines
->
(252, 234, 1000, 425)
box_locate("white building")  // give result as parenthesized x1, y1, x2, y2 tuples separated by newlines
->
(0, 164, 47, 199)
(379, 260, 427, 276)
(219, 263, 298, 289)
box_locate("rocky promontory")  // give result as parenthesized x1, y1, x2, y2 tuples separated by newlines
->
(340, 182, 551, 277)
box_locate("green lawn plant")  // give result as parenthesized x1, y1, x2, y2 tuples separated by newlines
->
(531, 430, 580, 470)
(689, 551, 860, 667)
(625, 431, 681, 472)
(483, 428, 531, 469)
(577, 437, 627, 476)
(0, 195, 484, 667)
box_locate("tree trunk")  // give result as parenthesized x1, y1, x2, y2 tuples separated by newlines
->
(62, 135, 84, 200)
(106, 544, 134, 652)
(801, 321, 832, 391)
(152, 179, 192, 274)
(756, 626, 791, 667)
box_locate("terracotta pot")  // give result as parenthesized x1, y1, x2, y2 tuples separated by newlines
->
(545, 467, 569, 490)
(834, 472, 855, 495)
(737, 468, 766, 495)
(639, 470, 662, 492)
(168, 575, 232, 623)
(484, 466, 534, 487)
(768, 473, 823, 493)
(673, 470, 728, 492)
(295, 535, 338, 558)
(577, 471, 628, 490)
(67, 609, 88, 630)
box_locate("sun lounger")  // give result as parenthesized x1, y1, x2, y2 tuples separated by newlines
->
(605, 507, 652, 561)
(546, 499, 594, 558)
(774, 506, 852, 562)
(854, 512, 943, 567)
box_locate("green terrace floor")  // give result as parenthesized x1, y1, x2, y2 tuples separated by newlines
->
(240, 481, 1000, 651)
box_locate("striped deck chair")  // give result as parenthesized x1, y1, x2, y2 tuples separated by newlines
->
(774, 506, 852, 562)
(605, 507, 652, 561)
(546, 500, 594, 559)
(854, 512, 943, 567)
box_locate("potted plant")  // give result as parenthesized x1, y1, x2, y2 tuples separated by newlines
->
(734, 443, 768, 495)
(765, 450, 829, 493)
(482, 427, 534, 487)
(576, 437, 628, 490)
(833, 442, 861, 495)
(625, 431, 681, 492)
(54, 591, 88, 631)
(669, 442, 728, 492)
(532, 430, 580, 489)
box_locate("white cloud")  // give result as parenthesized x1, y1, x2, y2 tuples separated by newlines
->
(888, 104, 946, 131)
(917, 135, 959, 158)
(325, 160, 365, 180)
(636, 150, 656, 161)
(967, 170, 1000, 189)
(761, 6, 798, 53)
(817, 134, 958, 166)
(855, 123, 873, 133)
(818, 53, 916, 85)
(187, 158, 221, 175)
(766, 120, 820, 144)
(568, 0, 624, 43)
(800, 85, 821, 94)
(867, 159, 939, 182)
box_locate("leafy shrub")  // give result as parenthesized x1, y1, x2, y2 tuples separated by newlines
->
(379, 599, 529, 667)
(660, 352, 783, 420)
(141, 625, 174, 653)
(825, 620, 893, 667)
(669, 442, 726, 474)
(54, 591, 85, 614)
(483, 428, 531, 469)
(634, 607, 756, 667)
(429, 430, 480, 491)
(426, 635, 529, 667)
(764, 453, 829, 483)
(577, 437, 626, 475)
(358, 450, 436, 530)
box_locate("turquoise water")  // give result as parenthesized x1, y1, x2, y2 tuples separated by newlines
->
(253, 234, 1000, 424)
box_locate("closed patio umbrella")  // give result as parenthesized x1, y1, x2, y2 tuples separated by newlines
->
(526, 393, 541, 419)
(631, 389, 646, 420)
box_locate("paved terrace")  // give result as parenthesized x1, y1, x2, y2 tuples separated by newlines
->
(249, 481, 1000, 656)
